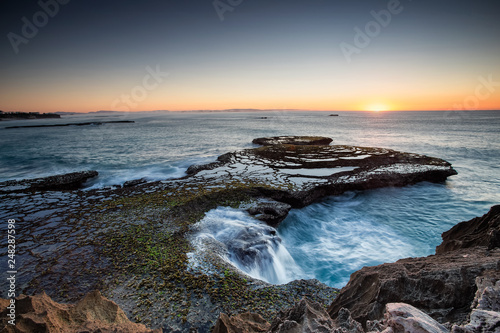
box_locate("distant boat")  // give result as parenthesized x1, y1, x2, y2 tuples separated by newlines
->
(329, 114, 339, 117)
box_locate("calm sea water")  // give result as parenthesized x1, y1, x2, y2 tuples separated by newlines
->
(1, 110, 499, 287)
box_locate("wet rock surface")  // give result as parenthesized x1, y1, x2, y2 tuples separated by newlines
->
(252, 136, 333, 146)
(244, 198, 292, 227)
(0, 170, 98, 192)
(0, 137, 460, 332)
(187, 143, 457, 210)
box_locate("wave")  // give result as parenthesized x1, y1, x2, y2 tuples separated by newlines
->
(190, 207, 305, 284)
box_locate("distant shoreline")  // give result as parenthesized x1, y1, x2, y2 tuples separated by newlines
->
(5, 120, 135, 129)
(0, 112, 60, 121)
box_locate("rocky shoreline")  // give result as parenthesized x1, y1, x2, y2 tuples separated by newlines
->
(2, 136, 491, 333)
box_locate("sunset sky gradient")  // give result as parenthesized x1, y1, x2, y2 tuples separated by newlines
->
(1, 0, 499, 112)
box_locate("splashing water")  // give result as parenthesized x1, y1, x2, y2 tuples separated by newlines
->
(191, 207, 304, 284)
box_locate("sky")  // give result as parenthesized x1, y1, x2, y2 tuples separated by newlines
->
(0, 0, 499, 112)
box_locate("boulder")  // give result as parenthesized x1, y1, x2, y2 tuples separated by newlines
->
(245, 198, 292, 227)
(383, 303, 449, 333)
(252, 136, 333, 146)
(212, 312, 270, 333)
(335, 308, 364, 333)
(269, 297, 337, 332)
(436, 205, 500, 254)
(452, 269, 500, 333)
(0, 290, 161, 333)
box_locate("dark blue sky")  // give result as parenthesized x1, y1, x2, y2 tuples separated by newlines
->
(1, 0, 499, 112)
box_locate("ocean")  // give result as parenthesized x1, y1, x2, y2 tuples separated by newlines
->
(1, 110, 499, 288)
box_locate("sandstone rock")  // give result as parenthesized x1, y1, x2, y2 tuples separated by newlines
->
(436, 205, 500, 254)
(0, 290, 161, 333)
(212, 312, 270, 333)
(252, 136, 333, 146)
(328, 247, 500, 326)
(452, 269, 500, 333)
(336, 308, 364, 333)
(384, 303, 449, 333)
(463, 310, 500, 332)
(270, 297, 336, 332)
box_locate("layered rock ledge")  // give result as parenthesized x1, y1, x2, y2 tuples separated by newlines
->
(186, 136, 457, 224)
(0, 170, 98, 192)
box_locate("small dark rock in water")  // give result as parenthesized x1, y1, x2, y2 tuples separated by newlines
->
(0, 170, 98, 192)
(252, 136, 333, 146)
(246, 199, 292, 227)
(123, 178, 148, 188)
(329, 114, 339, 117)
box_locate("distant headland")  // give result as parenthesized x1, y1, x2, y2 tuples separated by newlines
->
(0, 110, 60, 120)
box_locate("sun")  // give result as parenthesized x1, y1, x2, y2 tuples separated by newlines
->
(366, 103, 390, 112)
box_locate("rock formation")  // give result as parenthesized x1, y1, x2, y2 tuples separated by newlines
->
(0, 290, 161, 333)
(0, 170, 98, 192)
(269, 298, 337, 332)
(383, 303, 449, 333)
(436, 205, 500, 253)
(252, 136, 333, 146)
(186, 137, 457, 223)
(212, 312, 270, 333)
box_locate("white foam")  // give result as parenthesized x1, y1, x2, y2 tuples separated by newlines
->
(189, 207, 305, 284)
